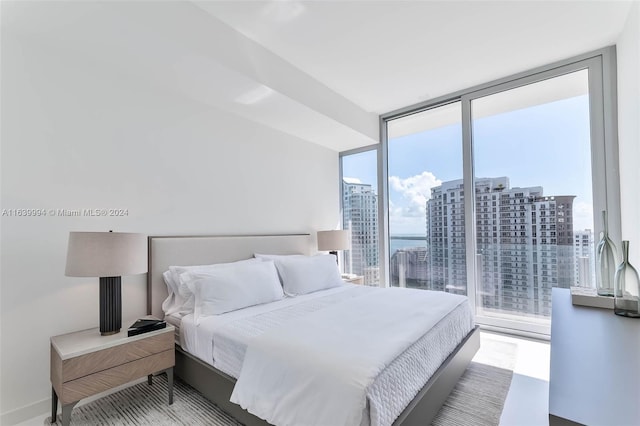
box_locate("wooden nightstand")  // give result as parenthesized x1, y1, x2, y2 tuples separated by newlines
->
(50, 321, 175, 426)
(343, 275, 364, 285)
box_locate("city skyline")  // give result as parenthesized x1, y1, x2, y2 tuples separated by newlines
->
(390, 176, 587, 318)
(342, 173, 596, 318)
(342, 90, 596, 317)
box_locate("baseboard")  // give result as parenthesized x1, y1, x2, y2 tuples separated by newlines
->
(1, 398, 50, 426)
(1, 377, 147, 425)
(480, 324, 551, 342)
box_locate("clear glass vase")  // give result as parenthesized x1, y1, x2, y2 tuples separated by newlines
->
(614, 241, 640, 318)
(596, 211, 619, 297)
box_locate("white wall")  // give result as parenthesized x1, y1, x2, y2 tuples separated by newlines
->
(0, 25, 340, 423)
(617, 1, 640, 267)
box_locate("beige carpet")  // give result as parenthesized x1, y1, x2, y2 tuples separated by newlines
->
(46, 335, 517, 426)
(431, 363, 515, 426)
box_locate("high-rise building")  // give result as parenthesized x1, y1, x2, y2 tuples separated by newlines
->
(574, 229, 595, 287)
(342, 178, 379, 285)
(425, 179, 467, 294)
(426, 177, 576, 317)
(389, 246, 428, 288)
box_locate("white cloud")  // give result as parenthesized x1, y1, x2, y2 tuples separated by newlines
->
(389, 171, 441, 218)
(388, 171, 441, 234)
(343, 177, 362, 184)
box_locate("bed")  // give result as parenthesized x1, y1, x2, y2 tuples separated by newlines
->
(147, 234, 480, 426)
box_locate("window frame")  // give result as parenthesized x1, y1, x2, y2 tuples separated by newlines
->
(339, 144, 381, 282)
(375, 46, 620, 337)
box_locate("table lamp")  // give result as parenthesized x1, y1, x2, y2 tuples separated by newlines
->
(65, 231, 147, 335)
(317, 230, 351, 264)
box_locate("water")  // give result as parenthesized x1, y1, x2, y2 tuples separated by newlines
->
(389, 235, 427, 255)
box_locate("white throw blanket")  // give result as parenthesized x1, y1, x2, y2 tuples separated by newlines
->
(230, 287, 467, 426)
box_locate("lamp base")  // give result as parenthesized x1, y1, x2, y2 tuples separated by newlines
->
(100, 276, 122, 336)
(329, 251, 338, 264)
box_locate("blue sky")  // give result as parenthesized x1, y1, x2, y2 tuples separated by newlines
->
(343, 94, 594, 235)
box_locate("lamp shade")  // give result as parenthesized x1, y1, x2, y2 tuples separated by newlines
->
(317, 230, 351, 251)
(65, 231, 147, 277)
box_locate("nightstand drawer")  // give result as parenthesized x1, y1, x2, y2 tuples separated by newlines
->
(51, 322, 176, 425)
(60, 348, 174, 404)
(59, 332, 173, 381)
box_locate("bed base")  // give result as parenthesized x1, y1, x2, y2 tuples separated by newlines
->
(174, 325, 480, 426)
(394, 325, 480, 425)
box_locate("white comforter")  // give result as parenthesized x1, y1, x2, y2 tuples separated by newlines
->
(229, 287, 467, 426)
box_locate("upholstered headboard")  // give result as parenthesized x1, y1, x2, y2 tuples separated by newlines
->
(147, 234, 312, 318)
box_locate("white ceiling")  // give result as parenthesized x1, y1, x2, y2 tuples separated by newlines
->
(198, 0, 633, 114)
(2, 1, 634, 151)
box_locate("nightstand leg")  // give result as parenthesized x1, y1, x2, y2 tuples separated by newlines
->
(51, 387, 58, 423)
(61, 401, 77, 426)
(167, 367, 174, 405)
(147, 374, 153, 385)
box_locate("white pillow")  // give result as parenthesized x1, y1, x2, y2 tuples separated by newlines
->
(269, 254, 344, 296)
(185, 260, 284, 323)
(161, 271, 187, 316)
(170, 258, 261, 306)
(254, 253, 305, 282)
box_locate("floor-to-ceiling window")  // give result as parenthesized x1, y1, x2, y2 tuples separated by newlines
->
(387, 102, 465, 293)
(376, 48, 619, 335)
(471, 69, 594, 328)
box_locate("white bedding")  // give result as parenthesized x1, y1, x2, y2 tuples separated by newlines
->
(182, 285, 366, 376)
(164, 312, 184, 345)
(180, 285, 474, 426)
(229, 287, 469, 426)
